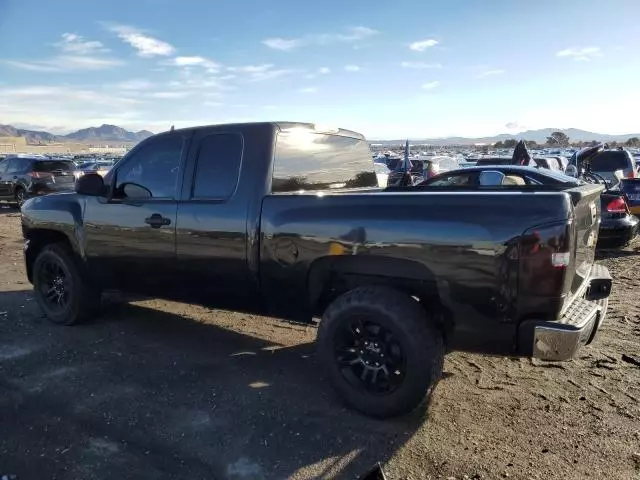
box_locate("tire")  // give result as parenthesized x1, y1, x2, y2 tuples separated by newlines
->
(14, 188, 26, 208)
(32, 243, 101, 325)
(317, 286, 445, 418)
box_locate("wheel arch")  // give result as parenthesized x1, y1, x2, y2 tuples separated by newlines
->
(307, 255, 442, 314)
(24, 229, 79, 282)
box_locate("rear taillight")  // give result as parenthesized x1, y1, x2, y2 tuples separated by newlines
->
(520, 222, 573, 296)
(627, 170, 637, 179)
(606, 197, 627, 213)
(29, 171, 53, 179)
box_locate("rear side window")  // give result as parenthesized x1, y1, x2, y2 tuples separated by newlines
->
(192, 133, 243, 199)
(33, 161, 75, 172)
(272, 129, 376, 193)
(591, 151, 632, 171)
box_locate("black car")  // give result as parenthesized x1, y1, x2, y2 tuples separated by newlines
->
(0, 156, 77, 207)
(418, 165, 639, 247)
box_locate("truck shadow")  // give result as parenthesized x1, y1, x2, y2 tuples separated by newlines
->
(0, 291, 424, 480)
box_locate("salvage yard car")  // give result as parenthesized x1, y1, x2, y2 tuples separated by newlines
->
(417, 165, 639, 247)
(0, 155, 77, 207)
(20, 122, 612, 418)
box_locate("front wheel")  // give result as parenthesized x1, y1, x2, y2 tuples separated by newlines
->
(15, 188, 26, 208)
(33, 243, 101, 325)
(317, 286, 444, 418)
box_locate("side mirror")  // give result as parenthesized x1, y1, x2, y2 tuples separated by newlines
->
(479, 170, 506, 186)
(75, 173, 105, 196)
(565, 165, 578, 178)
(122, 182, 152, 199)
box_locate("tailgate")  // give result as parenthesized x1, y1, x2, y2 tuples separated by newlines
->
(566, 184, 604, 299)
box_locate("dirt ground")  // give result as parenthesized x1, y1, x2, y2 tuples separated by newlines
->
(0, 203, 639, 480)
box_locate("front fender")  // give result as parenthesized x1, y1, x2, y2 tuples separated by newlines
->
(21, 193, 87, 260)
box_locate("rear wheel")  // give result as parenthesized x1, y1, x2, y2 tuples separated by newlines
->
(14, 188, 26, 208)
(317, 286, 444, 418)
(33, 243, 101, 325)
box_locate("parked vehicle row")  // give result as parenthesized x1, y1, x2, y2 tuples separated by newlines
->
(21, 122, 612, 418)
(0, 155, 118, 207)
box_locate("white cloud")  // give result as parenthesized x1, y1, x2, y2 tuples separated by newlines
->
(4, 55, 124, 72)
(114, 79, 154, 90)
(344, 65, 360, 72)
(263, 26, 379, 51)
(299, 87, 317, 93)
(421, 81, 440, 90)
(227, 64, 274, 73)
(168, 56, 220, 73)
(409, 39, 439, 52)
(4, 31, 121, 72)
(505, 121, 526, 130)
(318, 67, 331, 74)
(108, 24, 175, 57)
(401, 61, 443, 69)
(556, 46, 602, 61)
(249, 68, 295, 82)
(148, 91, 192, 99)
(204, 101, 224, 107)
(55, 33, 108, 55)
(262, 38, 302, 51)
(0, 85, 145, 132)
(477, 69, 505, 78)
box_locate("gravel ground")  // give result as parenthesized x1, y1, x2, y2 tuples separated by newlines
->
(0, 203, 639, 480)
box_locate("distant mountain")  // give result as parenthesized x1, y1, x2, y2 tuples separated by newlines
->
(64, 124, 153, 143)
(375, 128, 640, 146)
(0, 123, 154, 144)
(0, 124, 60, 144)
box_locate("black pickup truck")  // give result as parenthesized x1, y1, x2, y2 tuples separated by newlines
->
(20, 122, 612, 418)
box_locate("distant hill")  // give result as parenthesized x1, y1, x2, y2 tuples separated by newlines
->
(375, 128, 640, 146)
(0, 124, 154, 145)
(64, 124, 153, 143)
(0, 124, 60, 144)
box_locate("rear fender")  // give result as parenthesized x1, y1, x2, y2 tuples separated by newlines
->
(307, 255, 439, 311)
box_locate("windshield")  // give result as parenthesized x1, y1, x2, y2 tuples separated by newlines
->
(591, 151, 633, 171)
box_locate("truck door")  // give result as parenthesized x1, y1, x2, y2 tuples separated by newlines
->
(83, 131, 191, 295)
(175, 130, 254, 306)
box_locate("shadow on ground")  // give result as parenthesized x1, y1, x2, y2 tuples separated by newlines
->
(0, 291, 424, 480)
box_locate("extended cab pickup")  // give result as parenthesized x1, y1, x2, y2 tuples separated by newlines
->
(21, 122, 612, 418)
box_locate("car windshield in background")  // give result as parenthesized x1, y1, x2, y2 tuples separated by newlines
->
(33, 161, 75, 172)
(591, 152, 632, 171)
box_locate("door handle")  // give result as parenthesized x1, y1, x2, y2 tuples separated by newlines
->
(144, 213, 171, 229)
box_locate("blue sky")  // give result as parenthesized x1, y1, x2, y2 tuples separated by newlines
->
(1, 0, 639, 138)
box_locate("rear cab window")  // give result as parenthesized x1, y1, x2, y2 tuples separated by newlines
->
(272, 126, 377, 193)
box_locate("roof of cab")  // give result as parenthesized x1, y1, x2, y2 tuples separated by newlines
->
(151, 121, 365, 140)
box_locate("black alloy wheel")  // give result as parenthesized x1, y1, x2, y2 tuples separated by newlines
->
(318, 286, 445, 418)
(36, 257, 70, 313)
(32, 244, 101, 325)
(334, 317, 406, 395)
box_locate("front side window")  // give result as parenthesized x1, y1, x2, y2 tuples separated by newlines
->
(191, 133, 243, 199)
(115, 135, 184, 199)
(272, 128, 376, 193)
